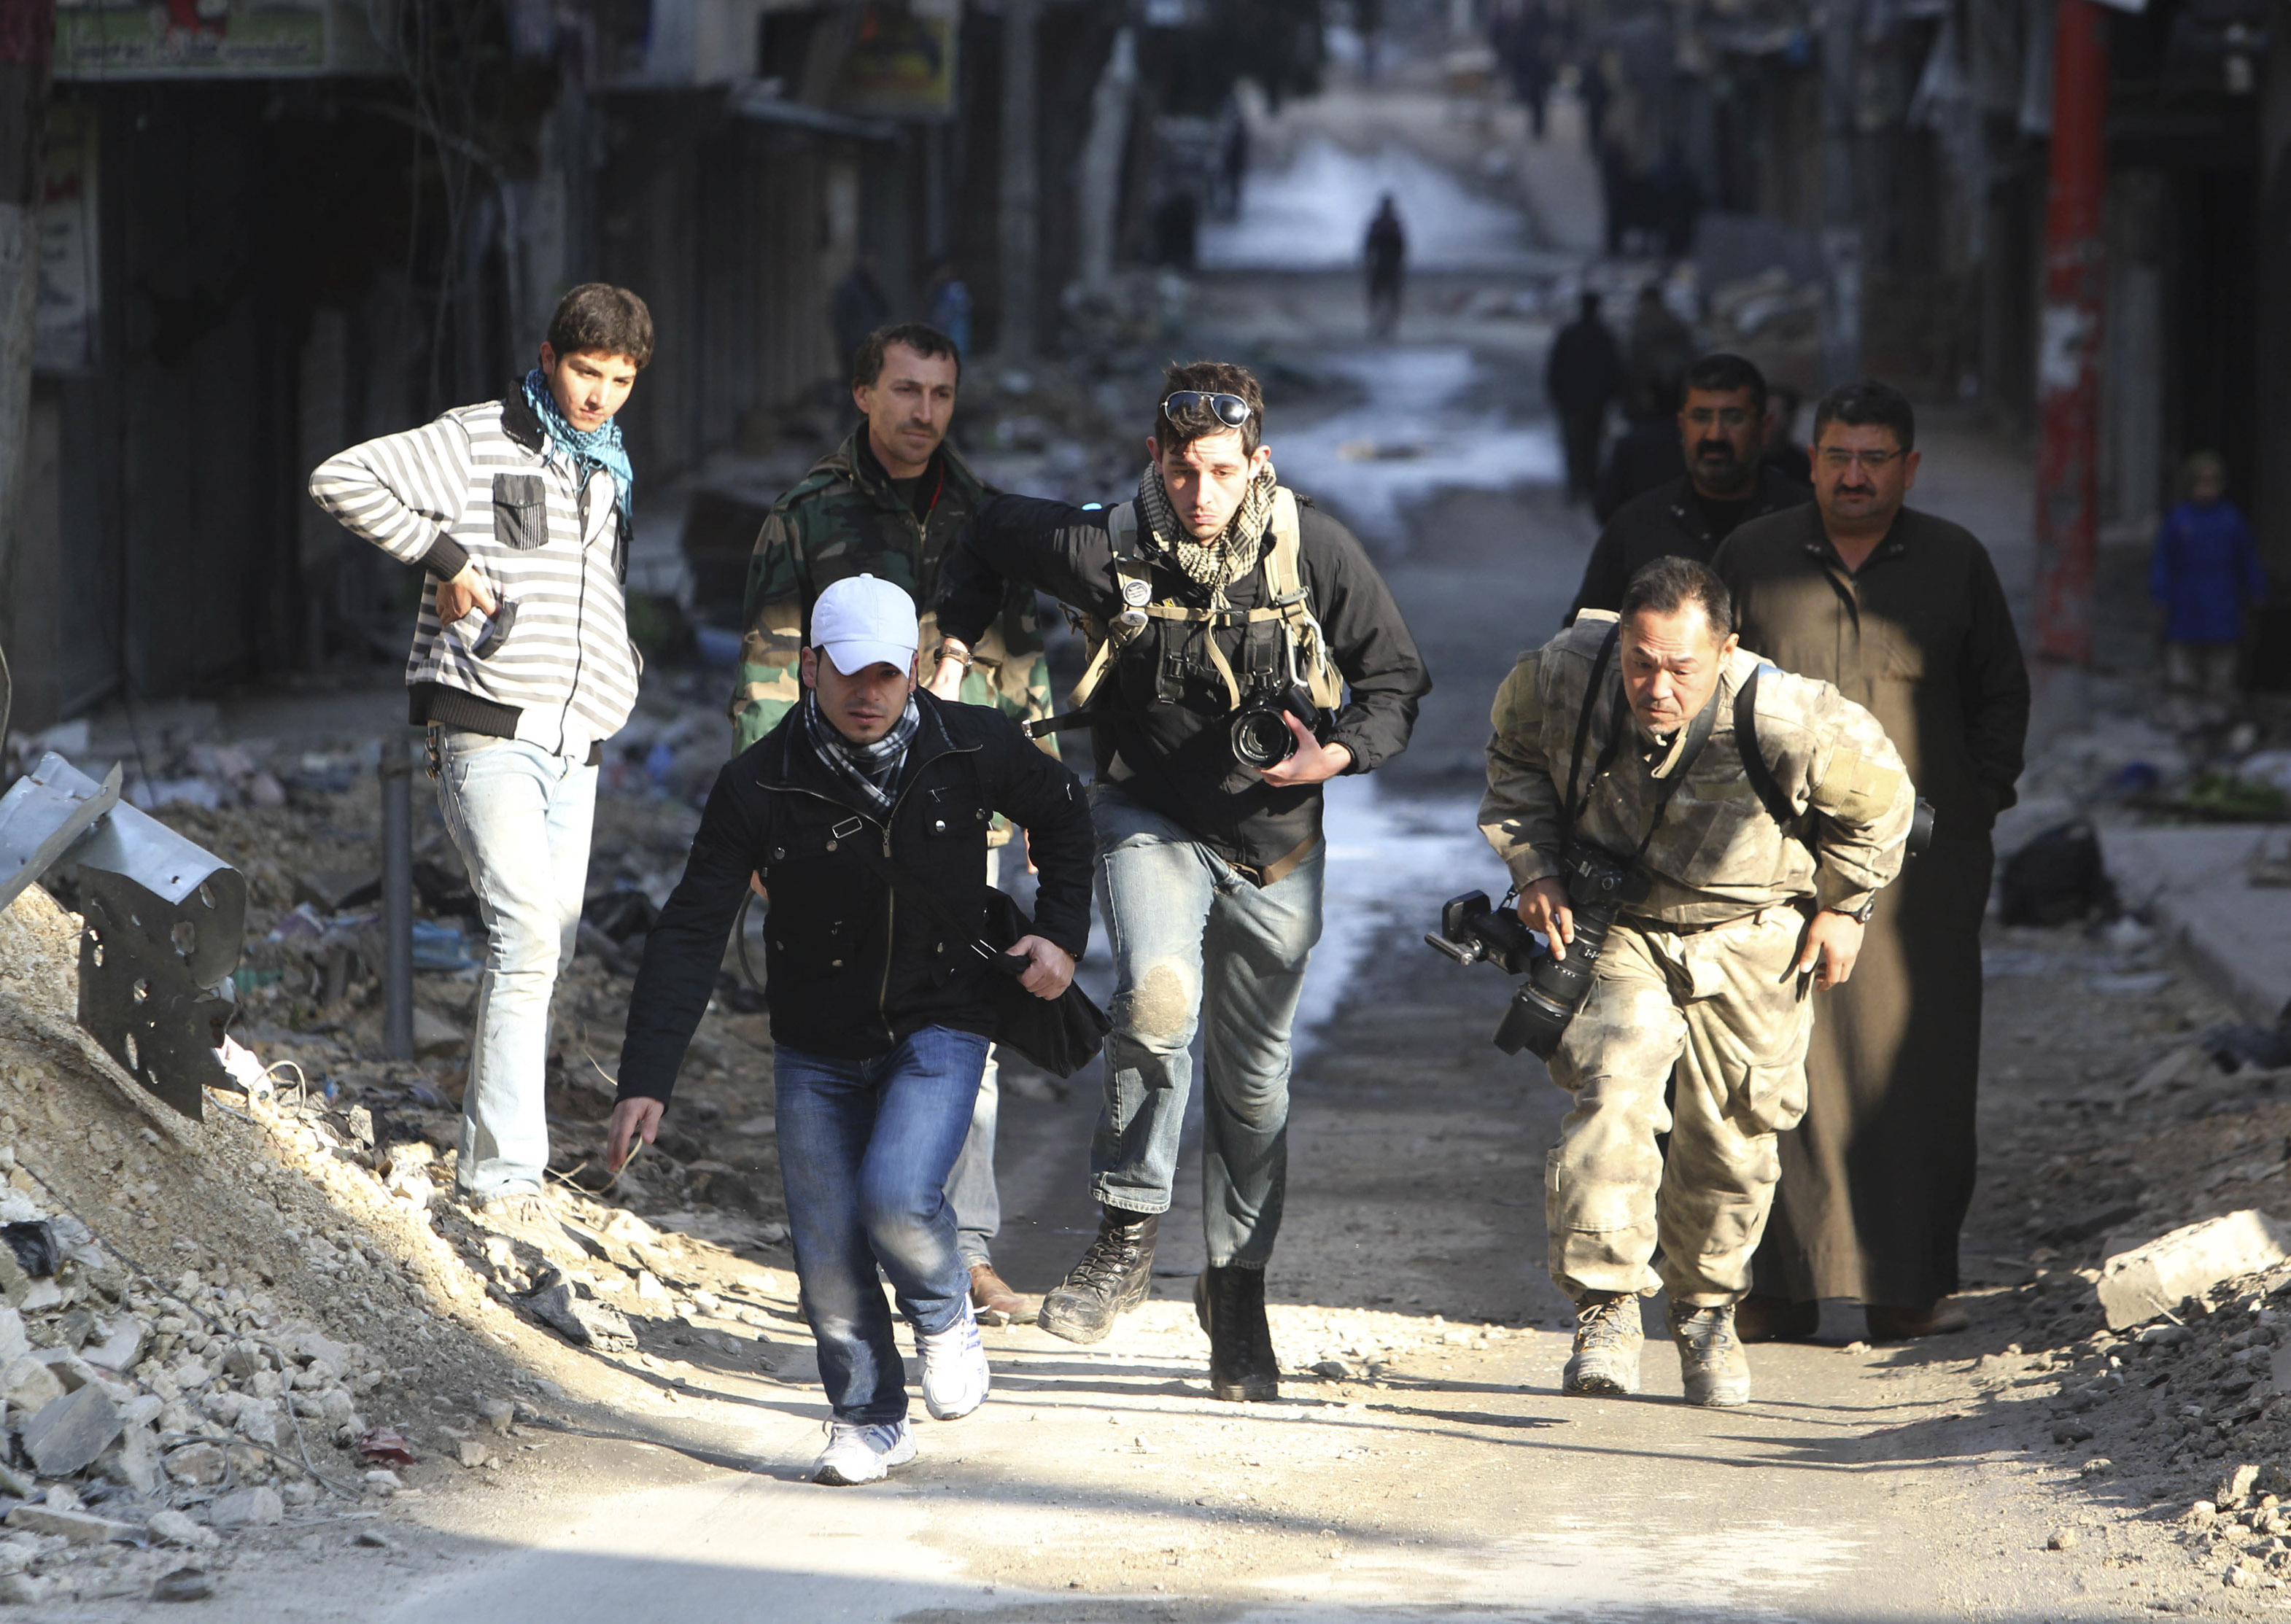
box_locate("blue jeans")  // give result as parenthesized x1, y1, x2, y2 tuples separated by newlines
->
(775, 1027, 990, 1425)
(433, 731, 597, 1200)
(1088, 784, 1325, 1270)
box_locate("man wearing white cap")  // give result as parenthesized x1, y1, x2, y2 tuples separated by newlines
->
(605, 575, 1095, 1485)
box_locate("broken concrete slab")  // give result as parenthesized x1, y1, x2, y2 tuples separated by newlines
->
(2101, 826, 2291, 1023)
(525, 1283, 635, 1350)
(2098, 1211, 2291, 1329)
(4, 1503, 133, 1544)
(144, 1509, 216, 1550)
(20, 1383, 120, 1477)
(206, 1485, 282, 1528)
(0, 1356, 62, 1415)
(80, 1316, 143, 1372)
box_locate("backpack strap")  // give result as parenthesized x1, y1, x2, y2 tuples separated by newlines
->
(1733, 664, 1811, 844)
(1559, 622, 1622, 847)
(1052, 503, 1154, 718)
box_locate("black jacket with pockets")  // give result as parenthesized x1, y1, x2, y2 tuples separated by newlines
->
(615, 691, 1093, 1097)
(934, 492, 1430, 877)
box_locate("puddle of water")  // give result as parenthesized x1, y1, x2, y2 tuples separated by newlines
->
(1201, 135, 1536, 273)
(1303, 776, 1511, 1054)
(1272, 347, 1559, 547)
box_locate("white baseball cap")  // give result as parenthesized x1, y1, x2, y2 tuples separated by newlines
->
(811, 573, 920, 676)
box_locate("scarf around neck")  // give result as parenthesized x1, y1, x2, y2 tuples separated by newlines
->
(523, 368, 634, 516)
(1136, 459, 1281, 596)
(804, 690, 921, 816)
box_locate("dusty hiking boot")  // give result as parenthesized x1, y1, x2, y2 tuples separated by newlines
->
(1670, 1302, 1752, 1407)
(1563, 1291, 1644, 1396)
(1036, 1207, 1159, 1344)
(968, 1263, 1026, 1327)
(1193, 1264, 1279, 1402)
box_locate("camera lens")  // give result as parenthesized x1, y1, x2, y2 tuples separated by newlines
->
(1230, 705, 1298, 770)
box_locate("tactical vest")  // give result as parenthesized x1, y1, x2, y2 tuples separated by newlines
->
(1050, 489, 1344, 730)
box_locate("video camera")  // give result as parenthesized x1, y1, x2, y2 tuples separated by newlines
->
(1425, 846, 1648, 1060)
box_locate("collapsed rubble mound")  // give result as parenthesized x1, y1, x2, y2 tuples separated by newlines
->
(0, 884, 559, 1604)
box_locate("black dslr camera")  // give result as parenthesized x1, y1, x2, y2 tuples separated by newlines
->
(1230, 680, 1321, 772)
(1425, 847, 1649, 1060)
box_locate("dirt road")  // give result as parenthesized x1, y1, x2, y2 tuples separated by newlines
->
(52, 85, 2287, 1624)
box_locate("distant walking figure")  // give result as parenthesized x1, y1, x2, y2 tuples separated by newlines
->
(1546, 290, 1625, 505)
(1365, 194, 1407, 341)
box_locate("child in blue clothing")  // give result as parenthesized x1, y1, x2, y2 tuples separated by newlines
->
(2151, 451, 2265, 734)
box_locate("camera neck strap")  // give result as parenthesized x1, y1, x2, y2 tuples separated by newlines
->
(1562, 625, 1723, 864)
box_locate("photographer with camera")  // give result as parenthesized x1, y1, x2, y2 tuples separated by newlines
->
(930, 362, 1429, 1402)
(1480, 557, 1910, 1407)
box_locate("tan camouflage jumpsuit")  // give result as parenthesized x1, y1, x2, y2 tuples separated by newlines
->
(1481, 611, 1913, 1306)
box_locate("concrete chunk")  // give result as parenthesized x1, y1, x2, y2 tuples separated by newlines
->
(144, 1509, 217, 1550)
(206, 1486, 282, 1528)
(4, 1503, 133, 1544)
(2098, 1211, 2291, 1329)
(526, 1283, 635, 1349)
(20, 1384, 120, 1477)
(0, 1356, 61, 1415)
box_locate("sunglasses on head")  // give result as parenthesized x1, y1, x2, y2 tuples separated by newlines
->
(1163, 391, 1253, 429)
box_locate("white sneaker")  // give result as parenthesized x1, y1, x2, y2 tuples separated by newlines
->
(812, 1419, 916, 1485)
(917, 1298, 991, 1421)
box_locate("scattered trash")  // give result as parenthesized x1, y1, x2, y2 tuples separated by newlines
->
(355, 1426, 416, 1468)
(1, 1221, 57, 1279)
(2001, 820, 2118, 926)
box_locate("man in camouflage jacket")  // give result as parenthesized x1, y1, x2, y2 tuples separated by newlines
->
(1480, 557, 1911, 1408)
(726, 322, 1055, 1324)
(729, 334, 1053, 755)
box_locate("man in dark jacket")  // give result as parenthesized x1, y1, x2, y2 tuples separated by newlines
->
(1713, 380, 2028, 1344)
(1546, 291, 1625, 505)
(929, 361, 1430, 1402)
(1570, 352, 1810, 621)
(732, 322, 1054, 1325)
(608, 575, 1094, 1486)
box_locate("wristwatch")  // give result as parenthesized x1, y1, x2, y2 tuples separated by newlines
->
(1840, 895, 1877, 924)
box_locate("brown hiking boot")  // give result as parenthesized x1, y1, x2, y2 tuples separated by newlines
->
(968, 1263, 1026, 1327)
(1734, 1294, 1821, 1343)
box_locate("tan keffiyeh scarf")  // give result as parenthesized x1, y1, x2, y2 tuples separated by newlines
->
(1136, 460, 1281, 597)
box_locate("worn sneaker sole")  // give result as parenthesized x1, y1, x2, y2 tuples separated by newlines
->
(813, 1437, 918, 1485)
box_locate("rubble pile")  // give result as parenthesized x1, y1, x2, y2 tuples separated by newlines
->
(0, 875, 821, 1606)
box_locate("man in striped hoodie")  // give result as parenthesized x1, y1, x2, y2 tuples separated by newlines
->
(309, 284, 652, 1219)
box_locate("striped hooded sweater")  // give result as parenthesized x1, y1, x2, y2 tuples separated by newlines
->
(309, 387, 640, 760)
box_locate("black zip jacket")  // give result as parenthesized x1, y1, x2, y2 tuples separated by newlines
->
(1567, 465, 1811, 623)
(934, 492, 1430, 878)
(615, 691, 1093, 1094)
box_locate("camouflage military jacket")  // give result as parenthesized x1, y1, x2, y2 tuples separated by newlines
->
(729, 430, 1053, 754)
(1480, 611, 1913, 927)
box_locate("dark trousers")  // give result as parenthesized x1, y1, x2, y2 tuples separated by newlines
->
(1558, 407, 1606, 503)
